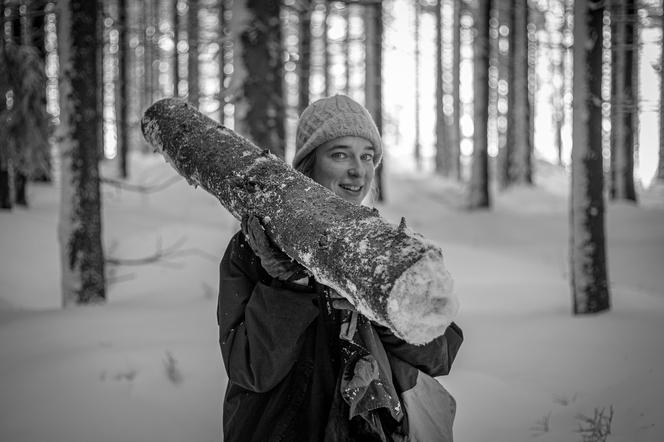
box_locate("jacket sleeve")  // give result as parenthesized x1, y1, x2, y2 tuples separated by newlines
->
(374, 322, 463, 377)
(217, 232, 320, 393)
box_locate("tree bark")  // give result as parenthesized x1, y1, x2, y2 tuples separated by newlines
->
(468, 0, 491, 209)
(0, 0, 8, 209)
(659, 0, 664, 182)
(298, 0, 312, 115)
(570, 0, 610, 314)
(609, 0, 637, 201)
(364, 1, 384, 202)
(118, 0, 129, 178)
(142, 98, 458, 345)
(503, 0, 532, 187)
(187, 0, 199, 106)
(413, 0, 421, 171)
(57, 0, 106, 306)
(451, 0, 462, 180)
(434, 0, 447, 175)
(27, 0, 52, 183)
(173, 0, 180, 97)
(230, 0, 286, 159)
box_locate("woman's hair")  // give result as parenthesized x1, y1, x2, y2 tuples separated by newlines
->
(294, 150, 317, 179)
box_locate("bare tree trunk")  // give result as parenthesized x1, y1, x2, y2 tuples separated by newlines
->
(142, 98, 458, 345)
(659, 0, 664, 182)
(27, 0, 52, 183)
(343, 3, 351, 95)
(414, 0, 421, 171)
(187, 0, 199, 106)
(230, 0, 286, 159)
(610, 0, 637, 201)
(468, 0, 491, 209)
(451, 0, 462, 180)
(365, 1, 384, 202)
(57, 0, 106, 306)
(0, 0, 8, 210)
(323, 0, 330, 97)
(570, 0, 610, 314)
(173, 0, 180, 97)
(434, 0, 447, 175)
(503, 0, 532, 187)
(118, 0, 129, 178)
(298, 0, 312, 114)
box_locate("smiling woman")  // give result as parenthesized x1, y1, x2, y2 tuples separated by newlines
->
(215, 94, 463, 441)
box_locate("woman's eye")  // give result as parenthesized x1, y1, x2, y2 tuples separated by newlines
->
(331, 152, 347, 159)
(361, 153, 374, 161)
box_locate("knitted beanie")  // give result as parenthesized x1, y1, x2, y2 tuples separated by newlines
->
(293, 94, 383, 170)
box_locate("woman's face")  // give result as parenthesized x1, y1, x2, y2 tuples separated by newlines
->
(311, 136, 376, 205)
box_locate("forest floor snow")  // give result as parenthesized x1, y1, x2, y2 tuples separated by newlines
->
(1, 153, 663, 442)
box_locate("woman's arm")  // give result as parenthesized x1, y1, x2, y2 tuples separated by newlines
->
(217, 232, 319, 393)
(374, 322, 463, 377)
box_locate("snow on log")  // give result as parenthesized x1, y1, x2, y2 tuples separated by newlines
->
(141, 98, 458, 345)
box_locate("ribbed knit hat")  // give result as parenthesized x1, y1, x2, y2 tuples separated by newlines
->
(293, 94, 383, 170)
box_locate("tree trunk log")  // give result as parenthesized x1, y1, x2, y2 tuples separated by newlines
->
(141, 98, 458, 345)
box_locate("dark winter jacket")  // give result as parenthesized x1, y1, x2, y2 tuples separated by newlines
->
(217, 231, 463, 442)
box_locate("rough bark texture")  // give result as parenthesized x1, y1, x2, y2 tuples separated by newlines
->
(660, 1, 664, 182)
(230, 0, 285, 159)
(173, 0, 180, 97)
(298, 0, 312, 115)
(413, 1, 421, 171)
(364, 1, 384, 202)
(118, 0, 129, 178)
(57, 0, 106, 306)
(468, 0, 491, 209)
(504, 0, 533, 187)
(451, 0, 462, 181)
(570, 0, 610, 314)
(434, 0, 447, 176)
(141, 98, 458, 345)
(187, 0, 199, 106)
(609, 0, 637, 201)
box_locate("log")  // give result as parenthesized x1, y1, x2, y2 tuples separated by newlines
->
(141, 98, 458, 345)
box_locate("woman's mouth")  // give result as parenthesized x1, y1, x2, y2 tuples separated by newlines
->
(339, 184, 363, 193)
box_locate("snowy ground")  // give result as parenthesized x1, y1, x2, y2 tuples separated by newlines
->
(1, 153, 663, 442)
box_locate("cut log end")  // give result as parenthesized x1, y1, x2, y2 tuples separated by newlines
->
(387, 249, 458, 345)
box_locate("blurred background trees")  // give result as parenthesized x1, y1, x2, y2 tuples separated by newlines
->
(2, 0, 664, 312)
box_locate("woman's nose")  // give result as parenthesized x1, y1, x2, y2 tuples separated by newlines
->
(348, 157, 362, 177)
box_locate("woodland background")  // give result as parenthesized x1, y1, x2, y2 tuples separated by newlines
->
(1, 0, 664, 441)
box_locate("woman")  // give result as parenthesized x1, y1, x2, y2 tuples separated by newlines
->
(217, 95, 463, 441)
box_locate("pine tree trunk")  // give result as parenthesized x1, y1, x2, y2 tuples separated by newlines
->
(57, 0, 106, 306)
(187, 0, 199, 106)
(434, 0, 447, 176)
(27, 0, 52, 183)
(468, 0, 491, 209)
(570, 0, 610, 314)
(413, 1, 421, 171)
(504, 0, 532, 187)
(173, 0, 180, 97)
(659, 0, 664, 182)
(610, 0, 637, 201)
(230, 0, 286, 159)
(452, 0, 462, 180)
(218, 0, 227, 123)
(142, 98, 457, 344)
(142, 0, 153, 113)
(323, 0, 330, 97)
(365, 1, 384, 202)
(298, 0, 312, 115)
(118, 0, 129, 178)
(0, 0, 12, 210)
